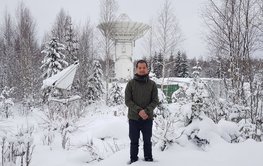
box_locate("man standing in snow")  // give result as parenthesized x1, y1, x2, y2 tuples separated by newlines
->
(125, 60, 159, 164)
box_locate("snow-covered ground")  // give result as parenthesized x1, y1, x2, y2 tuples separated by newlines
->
(95, 139, 263, 166)
(1, 102, 263, 166)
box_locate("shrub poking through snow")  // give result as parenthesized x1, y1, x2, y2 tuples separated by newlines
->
(1, 126, 35, 166)
(0, 87, 15, 118)
(154, 89, 177, 151)
(108, 83, 124, 106)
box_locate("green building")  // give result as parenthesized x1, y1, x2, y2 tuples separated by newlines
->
(156, 84, 180, 103)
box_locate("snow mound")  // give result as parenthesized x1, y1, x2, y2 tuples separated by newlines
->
(88, 117, 128, 140)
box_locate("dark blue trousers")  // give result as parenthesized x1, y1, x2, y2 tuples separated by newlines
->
(129, 119, 153, 160)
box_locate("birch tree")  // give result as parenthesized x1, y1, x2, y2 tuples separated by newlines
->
(98, 0, 118, 105)
(156, 0, 182, 90)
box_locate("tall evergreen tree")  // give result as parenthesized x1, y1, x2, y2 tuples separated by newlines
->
(152, 52, 163, 78)
(179, 52, 189, 78)
(64, 16, 79, 64)
(41, 38, 68, 79)
(174, 51, 182, 77)
(86, 60, 104, 104)
(186, 62, 211, 122)
(108, 82, 124, 106)
(40, 38, 68, 102)
(172, 51, 189, 78)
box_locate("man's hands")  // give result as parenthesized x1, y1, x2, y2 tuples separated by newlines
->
(138, 110, 148, 120)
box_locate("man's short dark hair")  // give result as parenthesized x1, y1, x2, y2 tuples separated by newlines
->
(136, 59, 148, 68)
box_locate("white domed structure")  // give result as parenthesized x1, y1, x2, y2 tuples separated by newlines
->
(98, 13, 150, 80)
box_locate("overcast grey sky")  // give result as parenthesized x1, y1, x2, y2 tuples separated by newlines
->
(0, 0, 208, 59)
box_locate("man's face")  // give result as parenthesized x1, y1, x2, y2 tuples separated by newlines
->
(136, 63, 148, 76)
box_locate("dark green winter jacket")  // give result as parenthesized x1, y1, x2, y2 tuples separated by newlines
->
(125, 74, 159, 120)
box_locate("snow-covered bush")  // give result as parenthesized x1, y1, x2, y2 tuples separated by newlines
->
(83, 136, 123, 163)
(60, 119, 78, 150)
(1, 126, 35, 166)
(82, 138, 103, 163)
(0, 87, 15, 118)
(238, 119, 256, 141)
(40, 108, 59, 146)
(179, 65, 215, 148)
(153, 89, 177, 151)
(40, 107, 78, 149)
(21, 94, 34, 116)
(153, 111, 177, 151)
(108, 82, 124, 107)
(217, 119, 240, 143)
(81, 118, 128, 163)
(176, 105, 242, 147)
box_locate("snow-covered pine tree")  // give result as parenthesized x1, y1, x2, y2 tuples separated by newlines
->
(186, 63, 208, 123)
(152, 52, 163, 78)
(151, 52, 158, 78)
(173, 51, 189, 78)
(179, 52, 189, 78)
(183, 63, 212, 148)
(41, 38, 68, 79)
(174, 51, 182, 77)
(108, 82, 124, 106)
(40, 38, 68, 102)
(86, 60, 104, 104)
(64, 16, 79, 64)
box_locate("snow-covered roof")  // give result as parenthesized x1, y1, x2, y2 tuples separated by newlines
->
(154, 77, 191, 85)
(154, 77, 222, 86)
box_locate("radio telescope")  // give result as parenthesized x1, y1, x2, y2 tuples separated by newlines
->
(98, 13, 150, 80)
